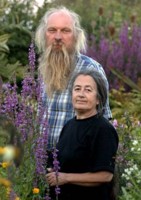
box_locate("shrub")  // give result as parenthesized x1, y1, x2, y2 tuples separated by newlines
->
(112, 114, 141, 200)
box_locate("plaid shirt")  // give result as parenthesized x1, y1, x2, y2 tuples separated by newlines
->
(42, 54, 112, 149)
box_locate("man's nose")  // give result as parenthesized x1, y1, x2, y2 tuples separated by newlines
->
(55, 31, 62, 41)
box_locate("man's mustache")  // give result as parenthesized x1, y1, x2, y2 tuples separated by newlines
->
(53, 41, 63, 46)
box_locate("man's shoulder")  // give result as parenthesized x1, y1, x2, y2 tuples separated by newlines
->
(76, 53, 105, 74)
(77, 53, 100, 66)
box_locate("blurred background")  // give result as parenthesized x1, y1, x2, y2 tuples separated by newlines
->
(0, 1, 141, 199)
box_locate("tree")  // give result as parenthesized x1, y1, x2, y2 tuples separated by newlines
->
(0, 0, 36, 82)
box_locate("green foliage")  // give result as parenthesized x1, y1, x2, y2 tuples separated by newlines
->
(5, 24, 32, 66)
(110, 88, 141, 121)
(0, 34, 9, 52)
(49, 0, 141, 36)
(0, 60, 20, 78)
(110, 67, 141, 121)
(1, 0, 35, 27)
(11, 138, 36, 199)
(114, 114, 141, 200)
(0, 0, 35, 82)
(0, 112, 42, 199)
(0, 2, 140, 199)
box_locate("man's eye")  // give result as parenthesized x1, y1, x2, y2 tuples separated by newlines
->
(63, 29, 71, 33)
(48, 29, 56, 33)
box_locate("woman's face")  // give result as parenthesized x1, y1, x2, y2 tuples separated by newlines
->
(72, 75, 99, 118)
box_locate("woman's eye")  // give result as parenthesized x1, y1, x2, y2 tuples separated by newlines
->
(85, 89, 92, 92)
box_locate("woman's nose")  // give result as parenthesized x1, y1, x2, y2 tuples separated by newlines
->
(78, 90, 85, 97)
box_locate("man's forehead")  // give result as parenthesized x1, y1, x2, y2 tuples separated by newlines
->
(47, 12, 73, 26)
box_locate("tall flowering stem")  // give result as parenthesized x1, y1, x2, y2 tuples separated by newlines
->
(52, 147, 61, 198)
(0, 41, 50, 199)
(28, 41, 36, 75)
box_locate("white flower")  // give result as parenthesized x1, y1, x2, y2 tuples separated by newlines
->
(124, 168, 131, 175)
(137, 180, 141, 183)
(132, 140, 138, 145)
(132, 164, 138, 171)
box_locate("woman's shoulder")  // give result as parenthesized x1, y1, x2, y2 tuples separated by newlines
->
(97, 116, 119, 142)
(91, 115, 118, 135)
(94, 115, 114, 127)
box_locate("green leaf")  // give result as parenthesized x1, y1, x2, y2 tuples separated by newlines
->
(0, 34, 10, 43)
(0, 34, 10, 52)
(0, 61, 20, 78)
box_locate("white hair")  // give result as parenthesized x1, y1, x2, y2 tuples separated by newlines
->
(35, 6, 87, 54)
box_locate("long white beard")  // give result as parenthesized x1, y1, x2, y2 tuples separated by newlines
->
(39, 44, 75, 96)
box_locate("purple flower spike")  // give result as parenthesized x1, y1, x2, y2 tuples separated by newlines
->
(52, 147, 61, 197)
(28, 41, 36, 74)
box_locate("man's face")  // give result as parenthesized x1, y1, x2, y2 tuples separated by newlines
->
(46, 12, 76, 53)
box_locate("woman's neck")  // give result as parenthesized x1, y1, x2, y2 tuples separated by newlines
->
(76, 110, 97, 120)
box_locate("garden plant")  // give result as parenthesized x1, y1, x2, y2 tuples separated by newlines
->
(0, 42, 141, 200)
(0, 43, 58, 200)
(0, 1, 141, 199)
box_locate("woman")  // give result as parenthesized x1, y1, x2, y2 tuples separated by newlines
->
(46, 69, 118, 200)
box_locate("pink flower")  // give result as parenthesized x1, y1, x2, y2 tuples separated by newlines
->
(112, 119, 118, 128)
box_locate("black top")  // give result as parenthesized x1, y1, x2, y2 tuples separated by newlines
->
(51, 114, 118, 200)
